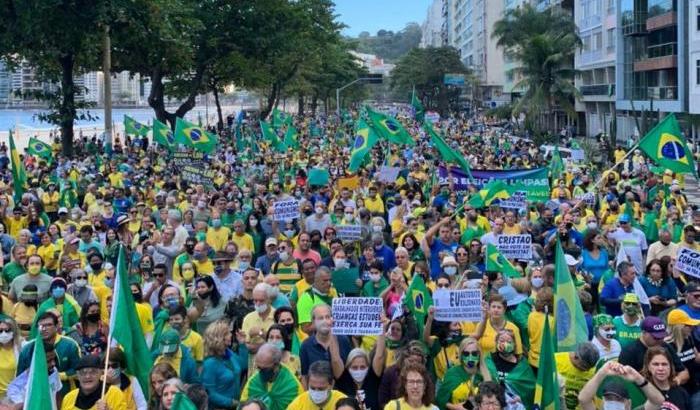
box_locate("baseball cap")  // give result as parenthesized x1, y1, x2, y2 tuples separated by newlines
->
(667, 309, 700, 327)
(76, 354, 102, 371)
(685, 281, 700, 294)
(641, 316, 667, 339)
(618, 214, 631, 223)
(564, 254, 579, 266)
(265, 237, 278, 247)
(622, 293, 639, 304)
(159, 329, 180, 354)
(602, 381, 630, 400)
(58, 207, 68, 214)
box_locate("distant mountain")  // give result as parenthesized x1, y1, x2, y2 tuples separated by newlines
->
(348, 23, 422, 63)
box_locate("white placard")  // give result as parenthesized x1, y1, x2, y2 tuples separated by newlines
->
(272, 199, 300, 221)
(377, 166, 400, 183)
(575, 192, 596, 206)
(499, 191, 527, 210)
(497, 234, 533, 260)
(332, 297, 383, 336)
(336, 225, 362, 242)
(570, 149, 585, 161)
(433, 289, 483, 322)
(676, 247, 700, 279)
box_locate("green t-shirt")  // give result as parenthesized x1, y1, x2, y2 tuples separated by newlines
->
(2, 262, 25, 288)
(297, 289, 333, 325)
(361, 278, 389, 298)
(612, 316, 641, 348)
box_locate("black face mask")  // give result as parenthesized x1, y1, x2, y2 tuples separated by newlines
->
(185, 244, 195, 254)
(132, 292, 143, 302)
(282, 323, 295, 336)
(86, 313, 100, 323)
(89, 262, 103, 272)
(303, 209, 313, 216)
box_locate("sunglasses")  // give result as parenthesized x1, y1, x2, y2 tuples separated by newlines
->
(153, 273, 165, 277)
(74, 276, 87, 280)
(461, 350, 479, 356)
(437, 283, 450, 288)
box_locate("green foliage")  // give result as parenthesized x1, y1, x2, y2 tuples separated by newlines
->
(390, 47, 469, 115)
(352, 23, 422, 62)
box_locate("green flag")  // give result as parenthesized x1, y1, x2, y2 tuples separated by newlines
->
(404, 275, 433, 335)
(27, 137, 53, 162)
(174, 118, 218, 154)
(283, 125, 300, 150)
(110, 246, 153, 400)
(260, 120, 287, 153)
(171, 392, 197, 410)
(124, 115, 151, 136)
(24, 338, 56, 410)
(554, 239, 588, 352)
(348, 119, 379, 173)
(534, 313, 560, 410)
(424, 121, 473, 178)
(58, 181, 77, 208)
(468, 180, 511, 209)
(411, 90, 425, 123)
(366, 107, 415, 146)
(307, 168, 330, 187)
(550, 146, 565, 182)
(152, 119, 176, 152)
(9, 131, 27, 203)
(486, 244, 521, 278)
(638, 114, 697, 175)
(271, 108, 291, 129)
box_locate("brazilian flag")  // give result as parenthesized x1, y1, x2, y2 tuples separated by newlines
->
(411, 91, 425, 123)
(550, 146, 565, 183)
(533, 313, 561, 410)
(554, 238, 588, 352)
(424, 121, 473, 179)
(271, 108, 291, 129)
(283, 125, 300, 150)
(27, 137, 53, 162)
(348, 119, 378, 173)
(639, 114, 697, 175)
(174, 118, 218, 154)
(124, 115, 150, 137)
(468, 180, 511, 209)
(59, 180, 77, 208)
(485, 244, 521, 278)
(260, 120, 287, 153)
(152, 119, 176, 152)
(9, 131, 27, 203)
(366, 107, 415, 146)
(403, 275, 432, 335)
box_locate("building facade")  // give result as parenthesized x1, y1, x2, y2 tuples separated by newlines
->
(421, 0, 447, 47)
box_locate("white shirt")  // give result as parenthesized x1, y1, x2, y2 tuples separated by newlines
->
(608, 227, 648, 273)
(212, 270, 243, 303)
(591, 336, 622, 362)
(7, 368, 62, 405)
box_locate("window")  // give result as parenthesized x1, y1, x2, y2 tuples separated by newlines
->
(594, 32, 603, 50)
(696, 60, 700, 85)
(697, 6, 700, 31)
(607, 28, 615, 50)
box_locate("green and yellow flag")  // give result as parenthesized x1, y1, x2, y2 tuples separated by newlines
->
(9, 131, 27, 203)
(533, 313, 560, 410)
(411, 90, 425, 123)
(260, 120, 287, 153)
(271, 108, 291, 129)
(348, 119, 379, 173)
(486, 244, 521, 278)
(174, 118, 218, 154)
(468, 180, 511, 209)
(424, 121, 473, 179)
(638, 114, 697, 175)
(283, 125, 300, 150)
(404, 274, 433, 335)
(554, 239, 588, 352)
(24, 338, 56, 410)
(366, 107, 415, 146)
(550, 146, 565, 182)
(153, 119, 176, 152)
(27, 137, 53, 162)
(124, 115, 151, 137)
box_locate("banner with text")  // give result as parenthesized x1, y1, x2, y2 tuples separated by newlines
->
(433, 289, 483, 322)
(438, 166, 550, 202)
(336, 225, 362, 242)
(676, 247, 700, 279)
(181, 166, 215, 189)
(272, 199, 300, 221)
(498, 191, 527, 210)
(497, 234, 533, 260)
(332, 297, 383, 335)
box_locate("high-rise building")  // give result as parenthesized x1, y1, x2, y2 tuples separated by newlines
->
(688, 0, 700, 139)
(503, 0, 530, 101)
(83, 71, 104, 103)
(421, 0, 447, 47)
(0, 61, 10, 104)
(616, 0, 687, 142)
(574, 0, 618, 137)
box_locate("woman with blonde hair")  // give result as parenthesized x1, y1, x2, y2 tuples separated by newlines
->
(0, 317, 21, 398)
(159, 377, 186, 410)
(436, 337, 484, 410)
(201, 320, 245, 409)
(148, 363, 177, 410)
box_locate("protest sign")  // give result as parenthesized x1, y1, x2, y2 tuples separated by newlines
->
(570, 149, 585, 161)
(676, 247, 700, 279)
(433, 289, 483, 322)
(272, 199, 300, 221)
(172, 151, 205, 167)
(338, 176, 359, 190)
(332, 297, 383, 336)
(377, 166, 400, 183)
(336, 225, 362, 242)
(498, 191, 527, 210)
(496, 234, 532, 260)
(575, 192, 596, 206)
(331, 267, 361, 294)
(438, 166, 550, 202)
(181, 166, 215, 188)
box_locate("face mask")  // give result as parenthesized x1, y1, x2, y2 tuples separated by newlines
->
(211, 219, 222, 228)
(308, 388, 329, 405)
(255, 303, 268, 314)
(345, 213, 354, 220)
(372, 225, 383, 233)
(86, 312, 101, 323)
(170, 322, 183, 332)
(282, 323, 295, 336)
(51, 287, 66, 299)
(587, 222, 598, 230)
(623, 305, 638, 316)
(602, 400, 626, 410)
(259, 366, 277, 383)
(166, 297, 179, 309)
(599, 328, 616, 340)
(183, 268, 195, 279)
(531, 277, 544, 288)
(370, 273, 381, 283)
(315, 207, 324, 215)
(226, 208, 235, 214)
(284, 229, 295, 238)
(0, 332, 13, 344)
(110, 368, 121, 380)
(238, 261, 250, 271)
(104, 278, 114, 288)
(498, 341, 515, 355)
(271, 340, 285, 351)
(214, 265, 225, 275)
(303, 209, 312, 216)
(184, 244, 195, 254)
(193, 252, 205, 260)
(444, 266, 457, 276)
(89, 262, 103, 271)
(74, 278, 88, 288)
(249, 219, 258, 227)
(132, 291, 143, 302)
(350, 368, 369, 383)
(268, 285, 279, 299)
(333, 258, 346, 269)
(27, 265, 41, 275)
(278, 251, 289, 261)
(461, 353, 479, 368)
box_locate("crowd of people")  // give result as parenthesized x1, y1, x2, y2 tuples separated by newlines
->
(0, 105, 697, 410)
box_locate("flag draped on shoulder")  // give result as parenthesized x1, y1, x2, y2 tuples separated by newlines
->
(27, 137, 53, 162)
(533, 313, 560, 410)
(174, 118, 218, 154)
(366, 107, 415, 146)
(153, 119, 176, 152)
(124, 115, 151, 137)
(9, 131, 27, 203)
(550, 146, 564, 182)
(403, 275, 433, 335)
(109, 246, 153, 400)
(348, 119, 379, 173)
(424, 121, 472, 178)
(638, 114, 697, 175)
(554, 239, 588, 352)
(23, 338, 56, 410)
(486, 244, 521, 278)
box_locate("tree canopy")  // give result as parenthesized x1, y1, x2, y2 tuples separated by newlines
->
(351, 23, 422, 62)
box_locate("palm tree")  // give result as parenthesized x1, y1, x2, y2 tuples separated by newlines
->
(492, 4, 581, 135)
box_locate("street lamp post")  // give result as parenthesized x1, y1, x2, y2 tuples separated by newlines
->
(336, 75, 383, 117)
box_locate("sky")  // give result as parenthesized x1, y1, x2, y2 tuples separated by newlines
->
(334, 0, 432, 37)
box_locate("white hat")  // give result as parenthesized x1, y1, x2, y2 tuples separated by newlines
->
(441, 255, 458, 267)
(58, 207, 68, 214)
(564, 254, 579, 266)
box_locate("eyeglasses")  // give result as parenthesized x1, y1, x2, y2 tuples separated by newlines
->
(462, 350, 479, 356)
(77, 368, 100, 377)
(0, 329, 11, 334)
(406, 379, 424, 386)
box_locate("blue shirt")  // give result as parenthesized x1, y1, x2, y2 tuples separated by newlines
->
(581, 248, 609, 283)
(373, 244, 396, 272)
(600, 277, 634, 316)
(429, 239, 456, 279)
(299, 334, 352, 376)
(639, 276, 677, 301)
(201, 348, 244, 408)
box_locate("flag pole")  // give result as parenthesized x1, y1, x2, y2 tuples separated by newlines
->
(100, 338, 113, 398)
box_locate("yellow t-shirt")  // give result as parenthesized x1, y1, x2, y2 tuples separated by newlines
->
(555, 351, 596, 410)
(0, 346, 17, 397)
(11, 303, 36, 337)
(364, 196, 385, 214)
(231, 232, 255, 253)
(503, 224, 522, 235)
(181, 330, 204, 362)
(288, 389, 347, 410)
(241, 309, 277, 338)
(431, 340, 460, 380)
(206, 227, 231, 252)
(5, 216, 26, 239)
(527, 312, 554, 366)
(448, 375, 480, 406)
(93, 285, 112, 323)
(193, 259, 214, 276)
(61, 385, 126, 410)
(37, 243, 59, 271)
(383, 398, 436, 410)
(135, 302, 154, 334)
(479, 320, 523, 355)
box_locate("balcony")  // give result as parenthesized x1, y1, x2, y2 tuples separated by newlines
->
(622, 11, 648, 36)
(647, 86, 677, 100)
(579, 15, 602, 30)
(647, 11, 676, 31)
(633, 42, 677, 71)
(579, 49, 604, 65)
(580, 84, 615, 96)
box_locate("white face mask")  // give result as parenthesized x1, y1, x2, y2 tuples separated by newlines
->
(255, 303, 268, 314)
(268, 285, 279, 299)
(587, 222, 598, 229)
(238, 261, 250, 271)
(349, 368, 369, 383)
(531, 277, 544, 288)
(278, 251, 289, 261)
(598, 328, 616, 340)
(315, 207, 324, 215)
(333, 258, 346, 269)
(308, 388, 330, 405)
(74, 278, 88, 288)
(602, 400, 626, 410)
(249, 219, 258, 227)
(372, 225, 383, 233)
(345, 213, 354, 220)
(444, 266, 457, 276)
(0, 332, 13, 344)
(369, 273, 382, 283)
